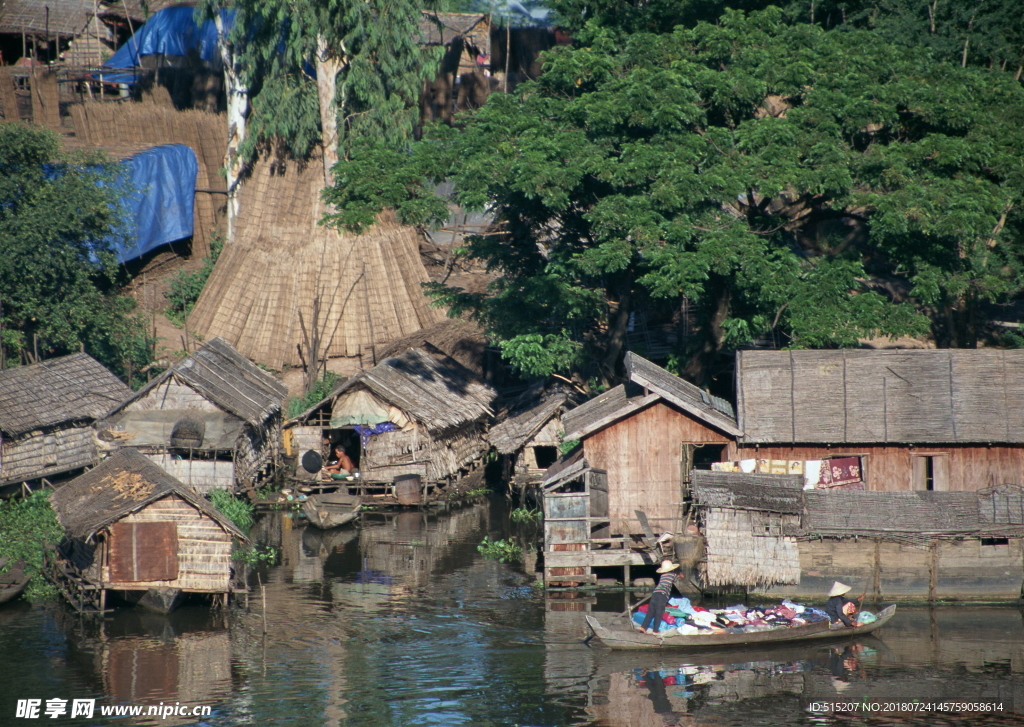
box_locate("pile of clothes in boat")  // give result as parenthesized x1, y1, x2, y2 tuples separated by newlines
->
(631, 597, 832, 636)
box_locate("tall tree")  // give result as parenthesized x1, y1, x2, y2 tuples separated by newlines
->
(326, 10, 1024, 382)
(0, 124, 151, 381)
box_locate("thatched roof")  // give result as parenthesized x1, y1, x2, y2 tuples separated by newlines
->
(417, 12, 489, 47)
(487, 381, 578, 455)
(736, 349, 1024, 444)
(800, 489, 1024, 538)
(690, 470, 804, 515)
(108, 337, 286, 427)
(372, 318, 489, 376)
(0, 0, 93, 35)
(0, 354, 130, 437)
(562, 352, 741, 440)
(188, 155, 444, 370)
(49, 448, 246, 541)
(316, 345, 496, 433)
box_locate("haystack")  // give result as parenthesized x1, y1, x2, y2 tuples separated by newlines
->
(188, 154, 444, 371)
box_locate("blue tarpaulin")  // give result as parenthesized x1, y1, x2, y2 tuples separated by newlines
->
(115, 144, 197, 263)
(99, 7, 233, 85)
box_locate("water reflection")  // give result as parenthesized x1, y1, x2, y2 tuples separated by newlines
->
(3, 503, 1024, 726)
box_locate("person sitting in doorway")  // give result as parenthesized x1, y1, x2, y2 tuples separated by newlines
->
(640, 560, 680, 634)
(824, 581, 862, 627)
(323, 444, 356, 476)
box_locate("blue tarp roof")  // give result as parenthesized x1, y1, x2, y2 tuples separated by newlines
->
(115, 144, 197, 263)
(99, 6, 233, 85)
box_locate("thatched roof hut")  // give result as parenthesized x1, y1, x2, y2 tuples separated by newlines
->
(690, 470, 802, 589)
(0, 353, 131, 487)
(99, 337, 287, 492)
(49, 448, 245, 607)
(296, 344, 497, 484)
(188, 155, 444, 372)
(736, 349, 1024, 445)
(372, 318, 490, 377)
(488, 381, 581, 488)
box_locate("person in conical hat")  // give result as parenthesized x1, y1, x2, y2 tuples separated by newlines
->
(639, 561, 680, 634)
(824, 581, 861, 627)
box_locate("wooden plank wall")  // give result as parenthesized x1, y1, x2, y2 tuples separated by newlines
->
(0, 426, 96, 485)
(728, 443, 1024, 491)
(584, 402, 730, 534)
(104, 495, 233, 593)
(763, 537, 1024, 600)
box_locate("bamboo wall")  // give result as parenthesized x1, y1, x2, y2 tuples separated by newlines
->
(144, 453, 234, 494)
(363, 422, 487, 482)
(126, 380, 221, 413)
(103, 495, 233, 593)
(583, 402, 730, 534)
(727, 443, 1024, 491)
(703, 509, 801, 587)
(68, 103, 226, 258)
(0, 426, 96, 485)
(762, 537, 1024, 600)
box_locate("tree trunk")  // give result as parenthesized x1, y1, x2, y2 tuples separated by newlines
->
(215, 11, 248, 244)
(316, 35, 343, 187)
(602, 289, 632, 380)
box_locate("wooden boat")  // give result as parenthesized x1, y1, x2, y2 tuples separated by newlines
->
(301, 492, 363, 529)
(0, 558, 30, 605)
(586, 604, 897, 650)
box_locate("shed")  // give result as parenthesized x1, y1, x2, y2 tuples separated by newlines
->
(560, 351, 742, 536)
(98, 337, 287, 494)
(689, 470, 802, 589)
(0, 353, 131, 489)
(293, 344, 497, 488)
(488, 381, 581, 490)
(731, 349, 1024, 492)
(48, 448, 247, 612)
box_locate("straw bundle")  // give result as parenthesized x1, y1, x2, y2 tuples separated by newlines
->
(188, 154, 444, 370)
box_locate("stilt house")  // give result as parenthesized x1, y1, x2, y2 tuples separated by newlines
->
(291, 345, 497, 488)
(0, 353, 130, 489)
(48, 448, 247, 612)
(487, 381, 580, 492)
(97, 337, 287, 493)
(730, 349, 1024, 492)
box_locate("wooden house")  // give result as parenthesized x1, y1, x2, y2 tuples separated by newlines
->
(559, 351, 742, 536)
(0, 353, 131, 490)
(48, 448, 247, 612)
(730, 349, 1024, 492)
(291, 345, 497, 492)
(487, 381, 580, 493)
(97, 337, 287, 494)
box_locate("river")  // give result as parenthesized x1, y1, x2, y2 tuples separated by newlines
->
(2, 499, 1024, 727)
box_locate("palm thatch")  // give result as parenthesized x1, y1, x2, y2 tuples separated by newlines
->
(188, 154, 444, 370)
(0, 353, 130, 438)
(488, 381, 577, 455)
(737, 349, 1024, 444)
(49, 448, 245, 541)
(372, 318, 489, 376)
(0, 0, 92, 35)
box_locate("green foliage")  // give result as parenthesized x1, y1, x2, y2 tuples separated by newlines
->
(510, 507, 542, 523)
(328, 10, 1024, 381)
(233, 544, 279, 567)
(285, 371, 338, 418)
(477, 536, 522, 563)
(165, 232, 224, 327)
(208, 489, 255, 532)
(0, 491, 64, 602)
(464, 487, 489, 497)
(559, 439, 581, 456)
(0, 124, 153, 383)
(223, 0, 443, 163)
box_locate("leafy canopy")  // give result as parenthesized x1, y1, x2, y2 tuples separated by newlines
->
(0, 124, 151, 381)
(326, 10, 1024, 380)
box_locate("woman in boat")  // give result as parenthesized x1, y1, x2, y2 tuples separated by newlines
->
(639, 560, 680, 634)
(824, 581, 861, 627)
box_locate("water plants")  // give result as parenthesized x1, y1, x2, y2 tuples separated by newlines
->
(510, 507, 542, 523)
(0, 490, 63, 601)
(477, 536, 522, 563)
(208, 489, 255, 532)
